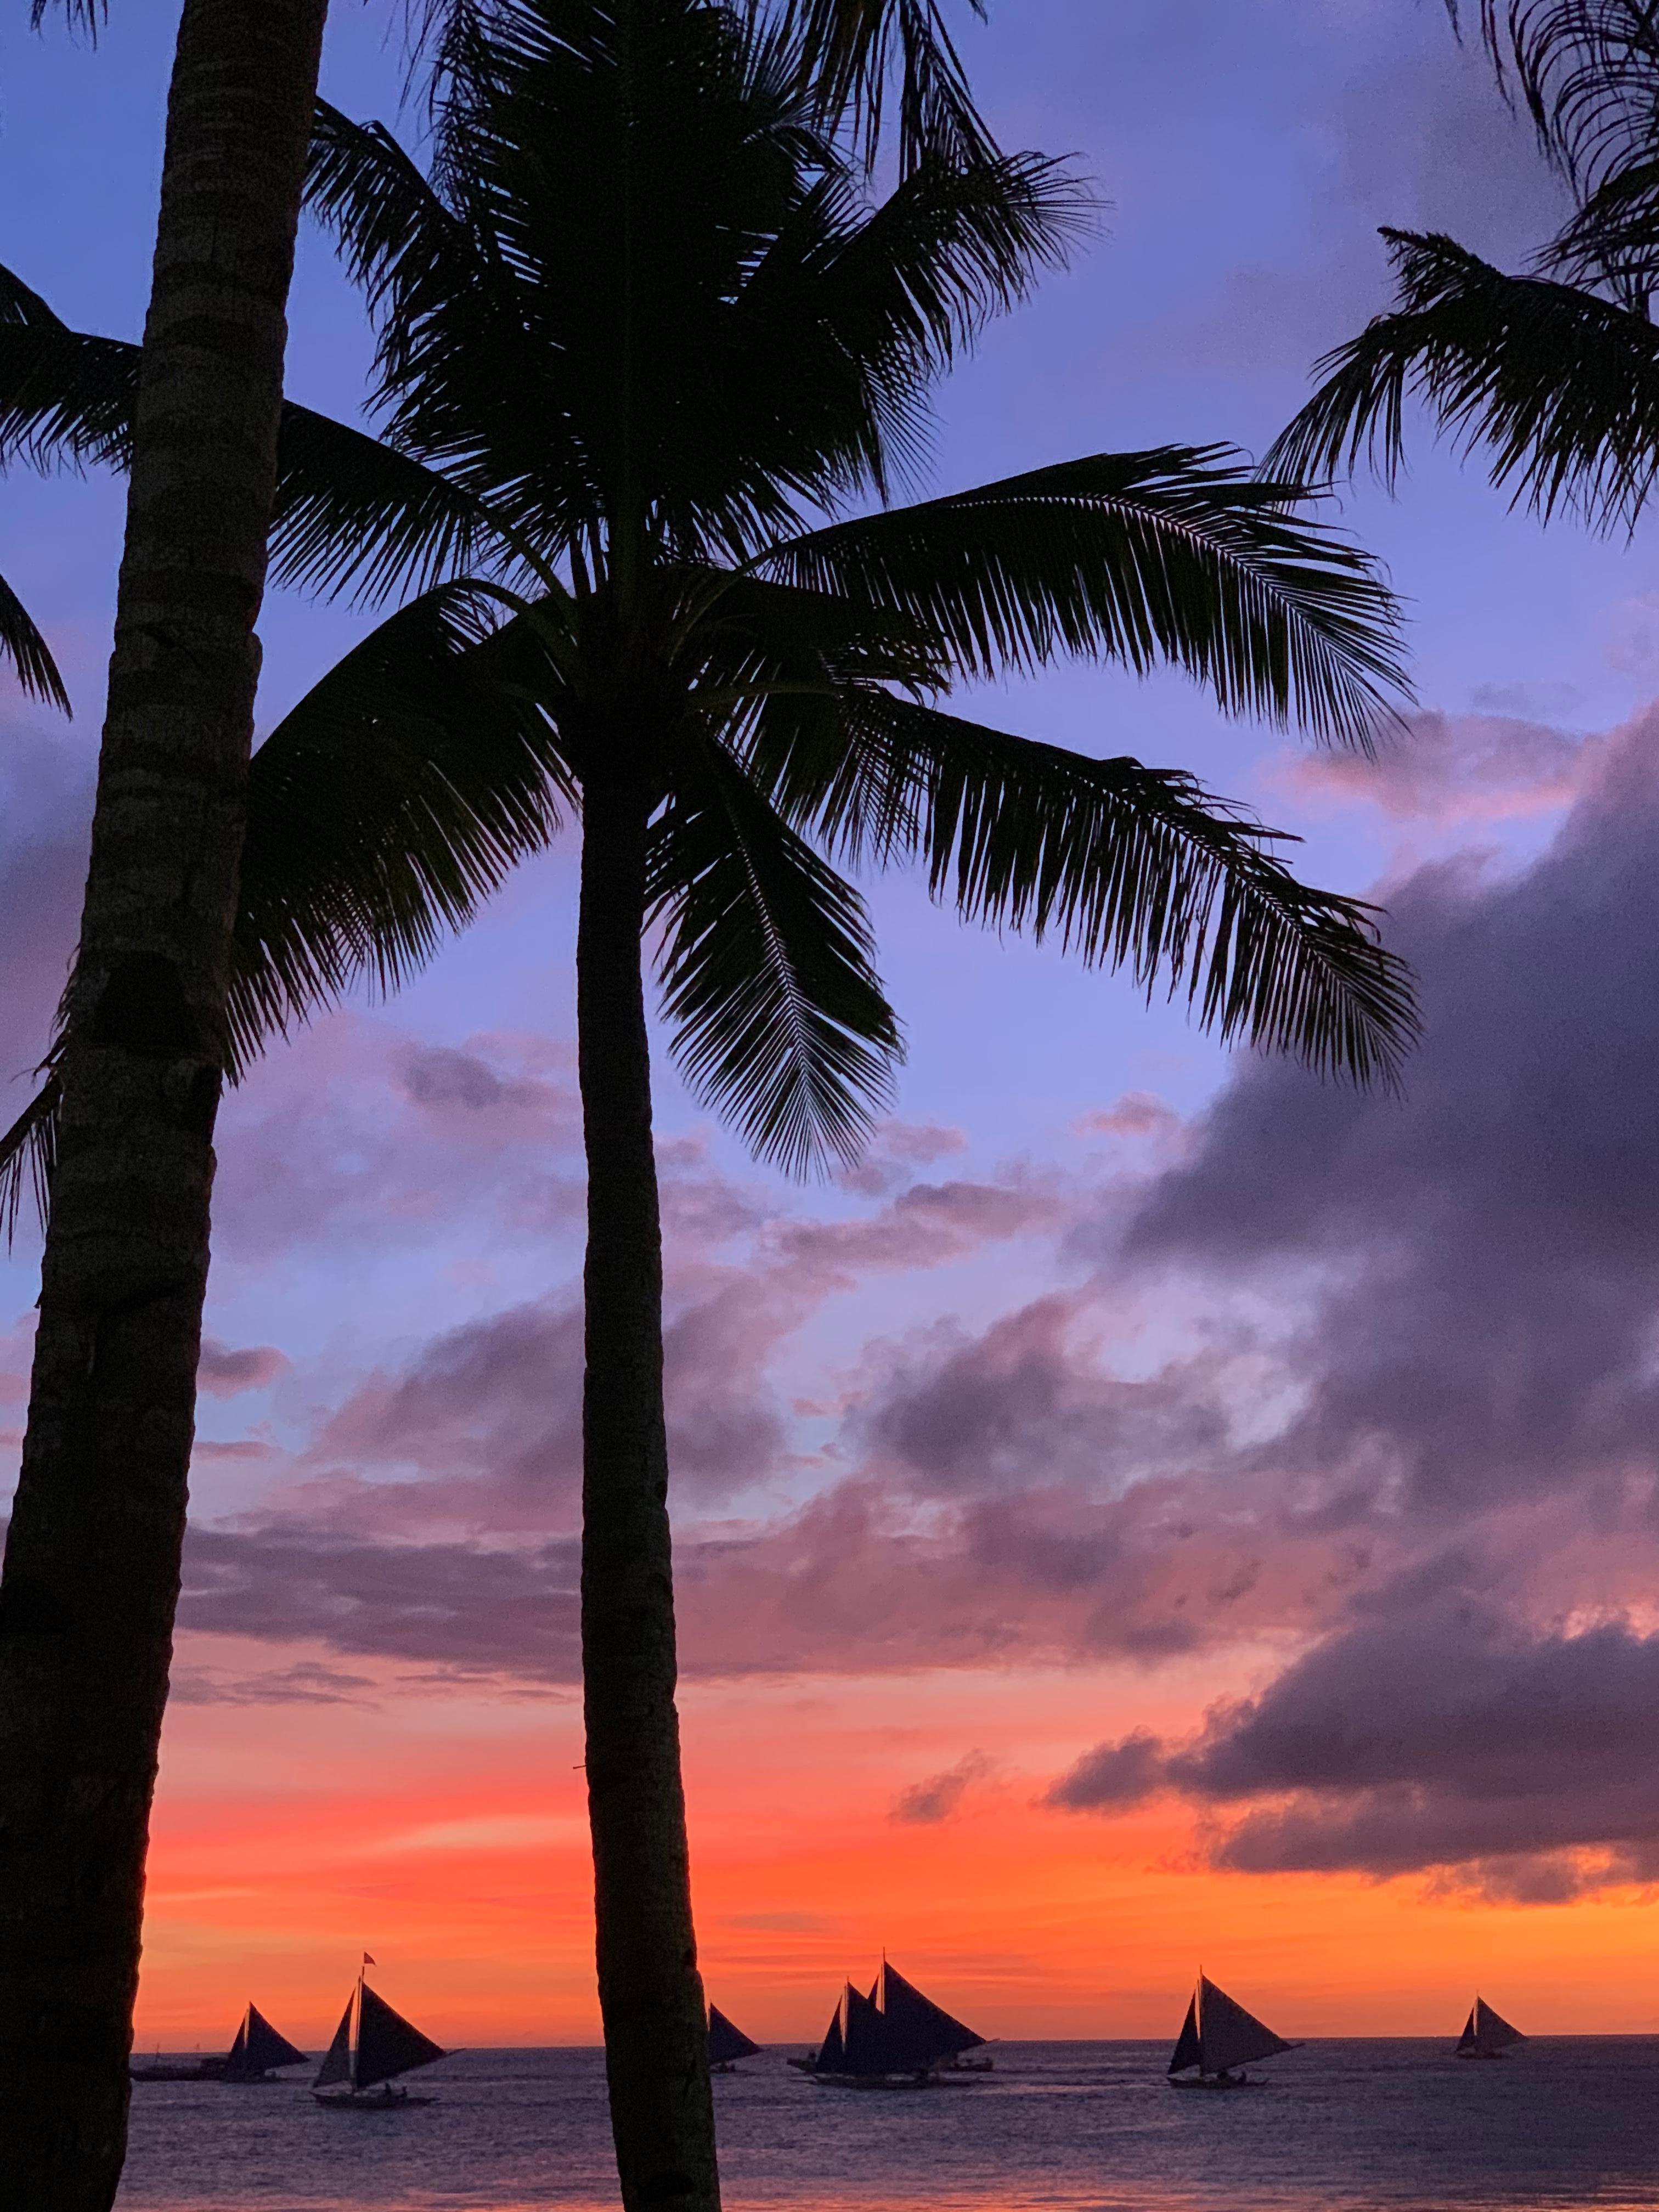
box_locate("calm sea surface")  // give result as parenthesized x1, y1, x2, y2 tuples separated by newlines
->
(115, 2039, 1659, 2212)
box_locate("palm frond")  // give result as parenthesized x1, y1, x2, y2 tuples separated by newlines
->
(765, 445, 1408, 751)
(306, 97, 511, 418)
(1267, 227, 1659, 535)
(268, 404, 492, 602)
(0, 266, 485, 604)
(0, 567, 69, 712)
(0, 1070, 59, 1247)
(752, 691, 1418, 1087)
(650, 734, 902, 1175)
(230, 579, 575, 1070)
(781, 0, 995, 173)
(1548, 151, 1659, 298)
(1457, 1, 1659, 193)
(29, 0, 102, 37)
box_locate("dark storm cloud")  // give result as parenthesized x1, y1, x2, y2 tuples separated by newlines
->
(1043, 1730, 1166, 1812)
(1031, 710, 1659, 1892)
(1048, 1597, 1659, 1899)
(861, 1294, 1228, 1497)
(1125, 707, 1659, 1523)
(179, 1525, 584, 1679)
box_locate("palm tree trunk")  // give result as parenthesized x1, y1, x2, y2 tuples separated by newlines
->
(0, 2, 327, 2202)
(578, 766, 721, 2212)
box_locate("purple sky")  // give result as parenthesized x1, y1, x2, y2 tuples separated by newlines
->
(7, 0, 1659, 1947)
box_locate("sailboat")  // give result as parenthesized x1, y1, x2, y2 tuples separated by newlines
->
(1455, 1996, 1525, 2059)
(708, 2004, 762, 2073)
(130, 2002, 307, 2084)
(312, 1963, 449, 2108)
(1167, 1974, 1296, 2089)
(213, 2004, 309, 2083)
(791, 1961, 988, 2087)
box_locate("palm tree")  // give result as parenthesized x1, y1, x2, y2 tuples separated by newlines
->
(1271, 2, 1659, 535)
(0, 0, 331, 2200)
(0, 2, 1416, 2203)
(0, 0, 1012, 2201)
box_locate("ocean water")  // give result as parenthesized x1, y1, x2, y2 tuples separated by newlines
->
(114, 2038, 1659, 2212)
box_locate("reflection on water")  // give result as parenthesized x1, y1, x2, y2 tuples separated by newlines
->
(116, 2038, 1659, 2212)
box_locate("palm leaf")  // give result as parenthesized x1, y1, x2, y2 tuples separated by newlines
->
(752, 690, 1418, 1087)
(1267, 227, 1659, 534)
(764, 445, 1408, 749)
(29, 0, 102, 34)
(5, 584, 577, 1240)
(0, 567, 69, 712)
(0, 264, 486, 603)
(650, 733, 902, 1174)
(230, 578, 574, 1070)
(0, 1068, 59, 1248)
(781, 0, 995, 172)
(1549, 151, 1659, 299)
(1453, 1, 1659, 193)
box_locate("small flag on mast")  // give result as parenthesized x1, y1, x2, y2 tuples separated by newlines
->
(363, 1953, 376, 1966)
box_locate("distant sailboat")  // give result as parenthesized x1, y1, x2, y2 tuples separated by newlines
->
(312, 1963, 449, 2108)
(216, 2004, 309, 2083)
(1167, 1974, 1296, 2089)
(130, 2002, 307, 2084)
(1456, 1996, 1525, 2059)
(708, 2004, 762, 2072)
(791, 1961, 988, 2087)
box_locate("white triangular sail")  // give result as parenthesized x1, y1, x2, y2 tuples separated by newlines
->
(1197, 1976, 1293, 2074)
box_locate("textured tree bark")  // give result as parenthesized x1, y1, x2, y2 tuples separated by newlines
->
(578, 766, 721, 2212)
(0, 2, 328, 2202)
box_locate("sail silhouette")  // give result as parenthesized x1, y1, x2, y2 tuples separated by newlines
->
(312, 1967, 448, 2102)
(708, 2005, 761, 2066)
(797, 1963, 987, 2081)
(225, 2004, 307, 2078)
(815, 1998, 846, 2073)
(870, 1962, 985, 2072)
(1456, 1996, 1525, 2058)
(1168, 1976, 1293, 2081)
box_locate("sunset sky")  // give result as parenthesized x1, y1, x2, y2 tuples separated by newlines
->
(8, 0, 1659, 2055)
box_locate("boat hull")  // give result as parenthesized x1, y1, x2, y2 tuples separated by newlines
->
(312, 2090, 435, 2109)
(808, 2072, 944, 2091)
(1169, 2075, 1267, 2090)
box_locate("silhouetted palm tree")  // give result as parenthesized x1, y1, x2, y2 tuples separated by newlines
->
(1273, 2, 1659, 535)
(0, 3, 1415, 2204)
(0, 0, 330, 2202)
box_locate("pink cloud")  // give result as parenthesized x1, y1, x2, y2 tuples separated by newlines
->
(1275, 708, 1594, 826)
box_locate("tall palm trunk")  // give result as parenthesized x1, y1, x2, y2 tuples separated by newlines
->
(577, 765, 720, 2212)
(0, 2, 328, 2202)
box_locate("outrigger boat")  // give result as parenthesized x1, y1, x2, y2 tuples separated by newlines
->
(791, 1960, 988, 2089)
(1455, 1996, 1525, 2059)
(130, 2002, 308, 2084)
(312, 1960, 448, 2109)
(708, 2004, 762, 2073)
(1167, 1974, 1296, 2089)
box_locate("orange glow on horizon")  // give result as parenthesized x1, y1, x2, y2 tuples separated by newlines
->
(133, 1636, 1659, 2053)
